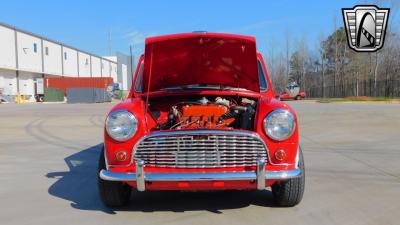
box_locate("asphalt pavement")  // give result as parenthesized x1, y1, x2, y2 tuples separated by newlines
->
(0, 101, 399, 225)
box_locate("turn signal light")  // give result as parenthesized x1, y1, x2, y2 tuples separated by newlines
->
(274, 149, 286, 161)
(115, 150, 128, 161)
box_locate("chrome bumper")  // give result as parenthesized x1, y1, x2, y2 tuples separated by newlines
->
(99, 159, 301, 191)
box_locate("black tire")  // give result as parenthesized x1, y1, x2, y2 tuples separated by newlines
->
(295, 95, 301, 100)
(98, 147, 131, 207)
(272, 147, 305, 207)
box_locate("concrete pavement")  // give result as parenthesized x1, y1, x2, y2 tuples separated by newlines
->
(0, 102, 399, 225)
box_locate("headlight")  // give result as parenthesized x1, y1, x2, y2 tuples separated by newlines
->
(106, 110, 138, 141)
(263, 109, 295, 141)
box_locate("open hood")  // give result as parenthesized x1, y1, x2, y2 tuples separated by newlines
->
(142, 33, 260, 92)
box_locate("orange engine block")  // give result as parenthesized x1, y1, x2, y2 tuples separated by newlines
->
(179, 104, 235, 129)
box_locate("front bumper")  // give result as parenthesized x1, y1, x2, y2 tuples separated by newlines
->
(99, 158, 301, 191)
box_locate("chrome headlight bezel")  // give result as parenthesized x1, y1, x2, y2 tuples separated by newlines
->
(263, 109, 296, 141)
(105, 110, 138, 142)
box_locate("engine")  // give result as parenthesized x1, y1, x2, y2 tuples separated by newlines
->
(158, 96, 256, 130)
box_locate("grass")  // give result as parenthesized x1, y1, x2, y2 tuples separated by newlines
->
(318, 96, 400, 103)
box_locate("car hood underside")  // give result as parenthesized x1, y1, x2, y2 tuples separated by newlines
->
(142, 33, 260, 92)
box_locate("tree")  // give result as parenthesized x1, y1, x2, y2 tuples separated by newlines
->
(289, 39, 311, 92)
(267, 3, 400, 98)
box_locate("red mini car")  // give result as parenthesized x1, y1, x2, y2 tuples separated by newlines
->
(279, 91, 306, 101)
(98, 33, 305, 207)
(278, 82, 306, 101)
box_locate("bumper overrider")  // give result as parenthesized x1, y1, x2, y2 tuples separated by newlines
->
(100, 130, 301, 191)
(100, 158, 301, 191)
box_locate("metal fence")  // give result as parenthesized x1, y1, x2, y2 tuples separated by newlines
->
(306, 80, 400, 98)
(67, 88, 111, 104)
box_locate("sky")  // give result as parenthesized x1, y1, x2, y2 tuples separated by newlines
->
(0, 0, 398, 63)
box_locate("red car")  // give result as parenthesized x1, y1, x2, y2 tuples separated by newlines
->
(98, 33, 305, 207)
(279, 91, 306, 101)
(278, 82, 306, 100)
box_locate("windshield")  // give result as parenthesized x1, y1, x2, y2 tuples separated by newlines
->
(134, 59, 269, 93)
(258, 60, 268, 92)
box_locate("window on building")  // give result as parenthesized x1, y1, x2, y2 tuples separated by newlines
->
(85, 58, 89, 65)
(33, 43, 37, 53)
(101, 62, 104, 69)
(45, 47, 49, 56)
(64, 52, 67, 60)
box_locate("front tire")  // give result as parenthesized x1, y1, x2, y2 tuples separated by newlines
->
(295, 95, 301, 100)
(98, 147, 131, 207)
(272, 147, 305, 207)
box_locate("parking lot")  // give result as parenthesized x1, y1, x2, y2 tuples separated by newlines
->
(1, 101, 400, 225)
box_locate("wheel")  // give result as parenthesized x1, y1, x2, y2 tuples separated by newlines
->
(98, 147, 131, 207)
(295, 95, 301, 100)
(272, 147, 305, 207)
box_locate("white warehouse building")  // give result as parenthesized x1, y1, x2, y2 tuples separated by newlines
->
(0, 22, 132, 102)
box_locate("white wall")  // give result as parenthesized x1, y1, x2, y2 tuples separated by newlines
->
(0, 24, 123, 99)
(78, 52, 91, 77)
(43, 40, 62, 75)
(62, 47, 78, 77)
(91, 56, 101, 77)
(16, 32, 42, 73)
(104, 56, 117, 80)
(110, 62, 118, 83)
(0, 69, 17, 95)
(101, 59, 110, 77)
(121, 64, 128, 90)
(0, 26, 16, 70)
(18, 71, 41, 97)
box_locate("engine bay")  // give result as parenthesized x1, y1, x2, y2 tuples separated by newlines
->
(148, 95, 257, 131)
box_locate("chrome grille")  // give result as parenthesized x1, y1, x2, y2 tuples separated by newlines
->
(133, 131, 268, 168)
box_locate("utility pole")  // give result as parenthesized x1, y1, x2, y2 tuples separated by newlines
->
(108, 29, 112, 56)
(333, 16, 338, 97)
(285, 30, 290, 83)
(373, 52, 379, 97)
(318, 33, 325, 98)
(321, 49, 325, 98)
(130, 45, 134, 76)
(268, 39, 274, 80)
